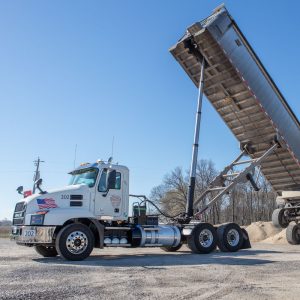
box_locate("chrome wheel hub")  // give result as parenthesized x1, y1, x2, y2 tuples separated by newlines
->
(66, 231, 88, 254)
(227, 229, 239, 247)
(199, 229, 213, 248)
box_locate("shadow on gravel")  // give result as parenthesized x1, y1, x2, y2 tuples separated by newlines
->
(33, 249, 280, 268)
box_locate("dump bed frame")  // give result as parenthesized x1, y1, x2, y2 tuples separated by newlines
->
(170, 6, 300, 193)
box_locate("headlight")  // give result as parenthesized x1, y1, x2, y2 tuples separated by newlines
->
(30, 214, 45, 225)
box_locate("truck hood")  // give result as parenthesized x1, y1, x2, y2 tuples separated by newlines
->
(21, 184, 91, 214)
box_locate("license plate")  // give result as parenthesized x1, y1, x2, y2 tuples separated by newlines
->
(23, 229, 36, 237)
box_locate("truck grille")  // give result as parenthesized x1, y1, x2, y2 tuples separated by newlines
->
(13, 201, 26, 225)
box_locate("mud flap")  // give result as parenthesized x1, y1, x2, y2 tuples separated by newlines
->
(240, 228, 251, 249)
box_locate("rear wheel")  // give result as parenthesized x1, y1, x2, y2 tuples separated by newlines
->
(286, 222, 300, 245)
(217, 223, 244, 252)
(272, 208, 289, 228)
(34, 245, 58, 257)
(187, 223, 217, 254)
(161, 243, 183, 252)
(56, 223, 94, 261)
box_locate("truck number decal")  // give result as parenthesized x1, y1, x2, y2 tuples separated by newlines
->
(61, 195, 70, 199)
(24, 230, 35, 237)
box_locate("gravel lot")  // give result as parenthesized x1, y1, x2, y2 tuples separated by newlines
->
(1, 238, 300, 299)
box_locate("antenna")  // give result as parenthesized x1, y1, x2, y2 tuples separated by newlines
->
(73, 144, 77, 168)
(33, 157, 45, 194)
(111, 136, 114, 159)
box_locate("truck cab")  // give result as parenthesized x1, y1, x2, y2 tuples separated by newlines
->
(12, 161, 130, 228)
(11, 160, 183, 260)
(68, 161, 130, 221)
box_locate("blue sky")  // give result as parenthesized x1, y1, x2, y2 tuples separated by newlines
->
(1, 1, 300, 219)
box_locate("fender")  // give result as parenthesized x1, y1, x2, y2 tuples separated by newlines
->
(90, 219, 105, 249)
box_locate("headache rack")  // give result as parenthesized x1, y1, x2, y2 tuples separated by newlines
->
(170, 5, 300, 196)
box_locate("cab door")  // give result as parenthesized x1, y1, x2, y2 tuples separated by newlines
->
(94, 168, 123, 219)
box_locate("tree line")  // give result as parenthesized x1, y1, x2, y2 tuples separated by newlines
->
(150, 160, 277, 225)
(0, 219, 12, 226)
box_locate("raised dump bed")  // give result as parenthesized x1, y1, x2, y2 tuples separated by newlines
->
(170, 5, 300, 193)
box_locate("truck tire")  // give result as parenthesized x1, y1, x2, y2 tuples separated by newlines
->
(34, 245, 58, 257)
(161, 243, 183, 252)
(55, 223, 94, 261)
(272, 208, 289, 228)
(217, 223, 244, 252)
(187, 223, 217, 254)
(286, 222, 300, 245)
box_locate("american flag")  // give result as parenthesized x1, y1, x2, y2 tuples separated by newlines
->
(37, 198, 58, 209)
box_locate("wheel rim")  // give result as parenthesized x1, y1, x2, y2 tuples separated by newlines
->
(66, 231, 88, 254)
(199, 229, 213, 248)
(227, 229, 239, 247)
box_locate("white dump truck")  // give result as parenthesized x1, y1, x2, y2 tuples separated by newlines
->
(11, 5, 300, 259)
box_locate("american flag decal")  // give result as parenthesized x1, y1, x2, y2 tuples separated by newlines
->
(37, 198, 58, 209)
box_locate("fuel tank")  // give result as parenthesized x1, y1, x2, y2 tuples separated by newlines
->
(131, 225, 181, 247)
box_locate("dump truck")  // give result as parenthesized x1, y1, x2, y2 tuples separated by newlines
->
(11, 5, 300, 260)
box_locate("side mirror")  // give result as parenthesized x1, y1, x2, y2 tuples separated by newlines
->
(16, 186, 24, 195)
(35, 178, 46, 194)
(107, 170, 116, 190)
(35, 178, 43, 187)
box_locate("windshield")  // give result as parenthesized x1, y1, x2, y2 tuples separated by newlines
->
(69, 168, 99, 188)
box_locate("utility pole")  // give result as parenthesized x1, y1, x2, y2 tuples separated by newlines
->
(33, 157, 45, 194)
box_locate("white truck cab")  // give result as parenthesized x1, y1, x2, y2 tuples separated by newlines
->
(68, 161, 130, 221)
(11, 160, 185, 260)
(13, 161, 130, 227)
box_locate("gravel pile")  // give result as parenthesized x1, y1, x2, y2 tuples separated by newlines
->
(245, 221, 287, 244)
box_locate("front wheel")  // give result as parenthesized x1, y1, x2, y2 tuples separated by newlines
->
(35, 245, 58, 257)
(56, 223, 94, 261)
(187, 223, 217, 254)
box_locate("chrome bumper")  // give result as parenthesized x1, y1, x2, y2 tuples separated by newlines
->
(11, 226, 56, 244)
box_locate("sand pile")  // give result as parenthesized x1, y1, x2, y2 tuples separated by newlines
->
(263, 229, 287, 244)
(245, 221, 287, 244)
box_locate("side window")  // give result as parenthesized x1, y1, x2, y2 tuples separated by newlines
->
(115, 172, 121, 190)
(98, 169, 107, 192)
(98, 169, 121, 192)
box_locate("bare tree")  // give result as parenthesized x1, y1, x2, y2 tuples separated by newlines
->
(150, 159, 277, 225)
